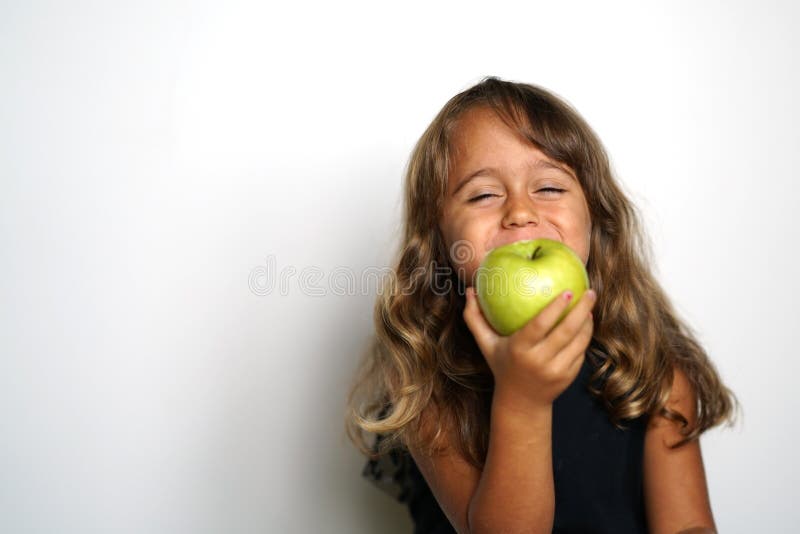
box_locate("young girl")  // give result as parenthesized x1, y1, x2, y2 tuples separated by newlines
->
(344, 76, 739, 533)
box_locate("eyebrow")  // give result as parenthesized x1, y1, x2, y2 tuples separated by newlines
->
(451, 160, 574, 196)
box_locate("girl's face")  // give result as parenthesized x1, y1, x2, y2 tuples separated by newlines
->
(438, 106, 593, 287)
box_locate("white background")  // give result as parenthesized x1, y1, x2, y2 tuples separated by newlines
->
(1, 1, 798, 532)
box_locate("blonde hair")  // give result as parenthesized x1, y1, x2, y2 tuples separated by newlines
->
(344, 76, 740, 469)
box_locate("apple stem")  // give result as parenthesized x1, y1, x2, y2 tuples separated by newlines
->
(530, 245, 542, 260)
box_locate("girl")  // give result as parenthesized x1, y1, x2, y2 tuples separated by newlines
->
(344, 76, 739, 533)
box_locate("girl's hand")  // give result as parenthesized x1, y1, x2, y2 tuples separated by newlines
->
(463, 286, 597, 411)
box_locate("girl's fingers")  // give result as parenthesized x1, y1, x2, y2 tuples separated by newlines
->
(462, 287, 499, 364)
(538, 289, 597, 357)
(514, 289, 590, 350)
(552, 313, 594, 372)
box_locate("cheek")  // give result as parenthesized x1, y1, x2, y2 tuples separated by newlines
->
(442, 215, 478, 259)
(449, 259, 483, 289)
(446, 238, 483, 277)
(569, 207, 592, 264)
(442, 233, 485, 288)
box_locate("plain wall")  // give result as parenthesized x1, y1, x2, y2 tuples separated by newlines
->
(1, 1, 798, 532)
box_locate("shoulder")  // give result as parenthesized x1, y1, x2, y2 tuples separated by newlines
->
(646, 365, 697, 437)
(667, 365, 696, 412)
(642, 365, 716, 532)
(405, 402, 479, 534)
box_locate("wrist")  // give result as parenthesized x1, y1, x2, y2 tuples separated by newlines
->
(491, 386, 553, 422)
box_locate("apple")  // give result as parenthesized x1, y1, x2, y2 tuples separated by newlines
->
(474, 238, 591, 336)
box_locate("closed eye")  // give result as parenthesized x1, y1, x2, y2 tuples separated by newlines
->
(467, 187, 565, 203)
(538, 187, 565, 195)
(467, 193, 498, 203)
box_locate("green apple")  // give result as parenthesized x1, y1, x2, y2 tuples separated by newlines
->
(474, 238, 590, 336)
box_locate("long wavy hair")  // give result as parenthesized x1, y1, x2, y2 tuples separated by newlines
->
(344, 76, 740, 469)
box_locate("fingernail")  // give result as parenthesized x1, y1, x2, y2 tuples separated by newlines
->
(563, 290, 573, 301)
(586, 289, 596, 301)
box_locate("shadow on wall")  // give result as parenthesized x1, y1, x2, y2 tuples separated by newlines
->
(356, 482, 414, 534)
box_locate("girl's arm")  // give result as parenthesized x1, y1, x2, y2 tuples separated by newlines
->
(408, 288, 597, 534)
(643, 366, 717, 534)
(408, 397, 555, 534)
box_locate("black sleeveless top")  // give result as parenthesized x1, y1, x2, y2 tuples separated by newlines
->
(362, 353, 650, 533)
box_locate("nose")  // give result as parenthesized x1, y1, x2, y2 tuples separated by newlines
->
(502, 191, 539, 228)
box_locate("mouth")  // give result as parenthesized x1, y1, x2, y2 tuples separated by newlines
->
(489, 233, 560, 251)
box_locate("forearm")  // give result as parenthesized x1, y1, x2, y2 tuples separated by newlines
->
(467, 389, 554, 534)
